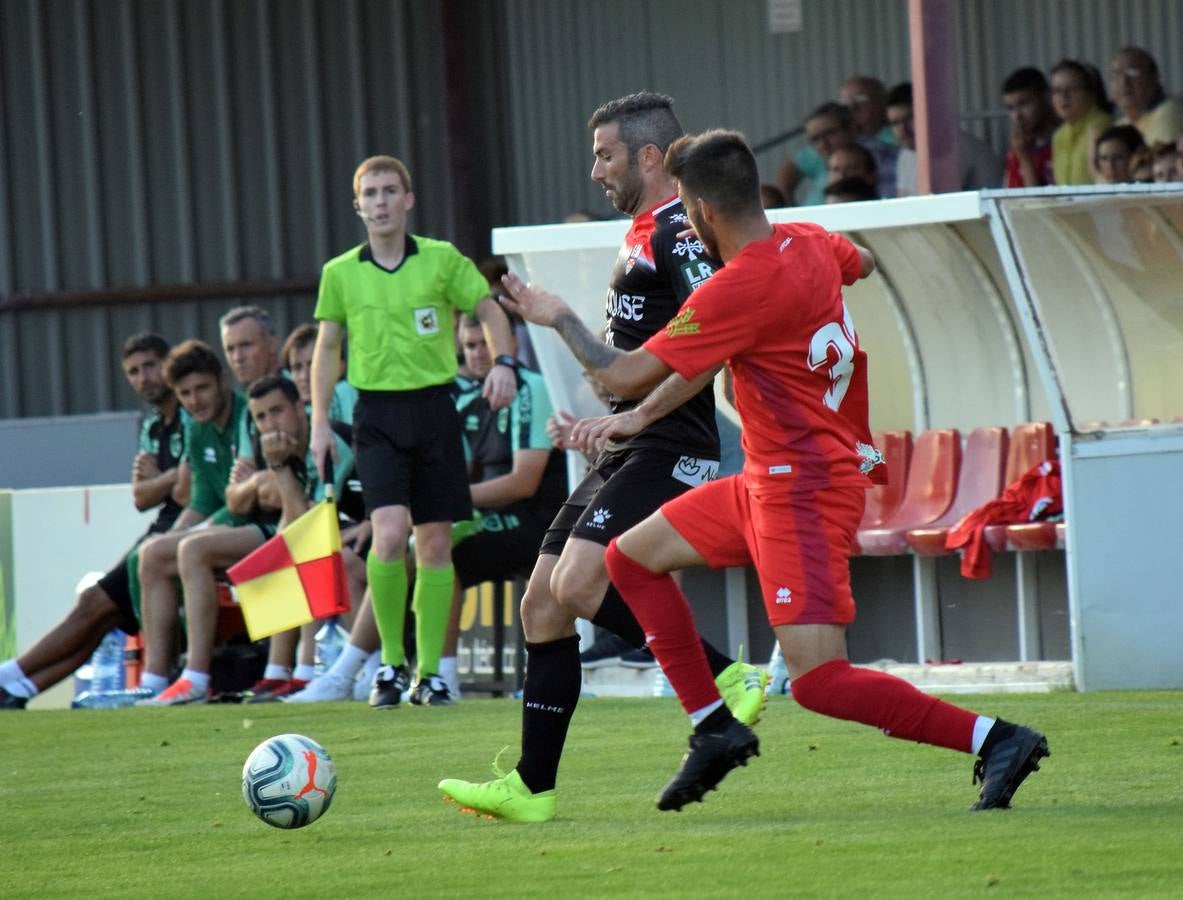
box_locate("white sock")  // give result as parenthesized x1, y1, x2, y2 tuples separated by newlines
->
(328, 643, 368, 680)
(361, 649, 382, 685)
(971, 716, 996, 755)
(5, 675, 39, 699)
(263, 664, 292, 681)
(141, 672, 170, 694)
(689, 698, 724, 726)
(292, 663, 316, 682)
(439, 656, 459, 695)
(0, 658, 25, 685)
(180, 669, 210, 692)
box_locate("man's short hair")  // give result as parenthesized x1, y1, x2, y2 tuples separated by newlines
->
(353, 155, 412, 195)
(164, 340, 223, 386)
(121, 332, 170, 361)
(664, 129, 762, 219)
(219, 305, 276, 337)
(587, 92, 684, 157)
(886, 82, 913, 108)
(806, 101, 853, 128)
(1003, 66, 1049, 96)
(824, 177, 880, 203)
(247, 373, 300, 404)
(282, 323, 318, 366)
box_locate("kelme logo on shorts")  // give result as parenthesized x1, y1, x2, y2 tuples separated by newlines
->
(588, 507, 612, 529)
(665, 306, 701, 337)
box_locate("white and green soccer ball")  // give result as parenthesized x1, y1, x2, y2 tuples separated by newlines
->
(242, 733, 337, 828)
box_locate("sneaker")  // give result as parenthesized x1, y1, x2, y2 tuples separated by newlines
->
(409, 674, 454, 706)
(243, 678, 288, 703)
(657, 718, 760, 811)
(285, 670, 356, 703)
(766, 643, 790, 696)
(439, 769, 556, 823)
(578, 632, 633, 668)
(715, 658, 771, 726)
(971, 724, 1050, 810)
(0, 686, 28, 709)
(370, 663, 410, 709)
(620, 646, 658, 669)
(247, 678, 308, 703)
(134, 677, 208, 707)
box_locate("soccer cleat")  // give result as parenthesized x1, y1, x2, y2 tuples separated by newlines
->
(0, 686, 28, 709)
(657, 718, 760, 812)
(578, 632, 633, 669)
(247, 678, 308, 703)
(715, 659, 771, 726)
(284, 670, 356, 703)
(369, 663, 410, 709)
(134, 677, 208, 707)
(970, 725, 1050, 810)
(438, 769, 556, 823)
(409, 674, 455, 706)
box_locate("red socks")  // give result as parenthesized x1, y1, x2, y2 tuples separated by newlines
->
(790, 659, 976, 752)
(604, 539, 720, 714)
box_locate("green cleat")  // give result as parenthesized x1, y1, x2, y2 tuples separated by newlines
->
(438, 769, 556, 823)
(715, 656, 771, 726)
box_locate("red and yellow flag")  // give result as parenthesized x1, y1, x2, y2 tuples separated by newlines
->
(226, 500, 349, 640)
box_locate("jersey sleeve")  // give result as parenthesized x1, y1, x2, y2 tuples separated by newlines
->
(828, 232, 863, 285)
(643, 268, 756, 382)
(137, 414, 152, 452)
(329, 380, 359, 424)
(446, 247, 491, 314)
(313, 262, 346, 323)
(511, 370, 555, 453)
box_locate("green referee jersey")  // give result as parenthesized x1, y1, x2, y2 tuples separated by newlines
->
(185, 391, 248, 519)
(314, 234, 489, 391)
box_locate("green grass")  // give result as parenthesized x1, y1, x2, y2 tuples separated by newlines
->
(4, 691, 1183, 898)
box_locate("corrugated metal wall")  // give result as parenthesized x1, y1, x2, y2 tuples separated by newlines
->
(2, 0, 1180, 418)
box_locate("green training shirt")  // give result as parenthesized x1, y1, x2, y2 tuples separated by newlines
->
(185, 391, 248, 518)
(314, 235, 488, 391)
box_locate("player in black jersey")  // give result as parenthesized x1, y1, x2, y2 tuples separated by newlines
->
(439, 92, 769, 820)
(0, 334, 186, 709)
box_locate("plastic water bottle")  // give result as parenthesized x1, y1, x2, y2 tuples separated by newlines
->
(314, 619, 348, 676)
(71, 629, 126, 708)
(73, 686, 156, 709)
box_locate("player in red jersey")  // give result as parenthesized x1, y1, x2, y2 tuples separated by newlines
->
(502, 129, 1049, 814)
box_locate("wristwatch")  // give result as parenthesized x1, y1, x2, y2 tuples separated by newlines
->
(493, 354, 518, 370)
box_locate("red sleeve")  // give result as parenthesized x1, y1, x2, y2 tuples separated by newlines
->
(828, 231, 862, 285)
(643, 266, 755, 381)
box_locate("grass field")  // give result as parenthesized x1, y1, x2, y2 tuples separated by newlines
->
(4, 690, 1182, 899)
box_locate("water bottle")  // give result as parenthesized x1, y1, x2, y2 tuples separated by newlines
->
(71, 629, 126, 708)
(73, 686, 157, 709)
(314, 619, 348, 676)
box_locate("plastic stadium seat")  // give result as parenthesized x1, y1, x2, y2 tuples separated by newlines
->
(905, 426, 1008, 556)
(1004, 521, 1062, 550)
(857, 429, 961, 556)
(984, 421, 1057, 552)
(858, 430, 912, 529)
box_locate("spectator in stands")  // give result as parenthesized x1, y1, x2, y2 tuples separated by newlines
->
(827, 143, 878, 192)
(0, 334, 186, 709)
(1150, 143, 1178, 183)
(138, 374, 360, 706)
(283, 323, 358, 423)
(1001, 67, 1058, 187)
(759, 183, 786, 209)
(1108, 47, 1183, 147)
(479, 256, 538, 371)
(1049, 59, 1113, 185)
(1094, 124, 1147, 184)
(839, 75, 898, 198)
(777, 101, 859, 206)
(824, 176, 881, 204)
(887, 82, 1003, 196)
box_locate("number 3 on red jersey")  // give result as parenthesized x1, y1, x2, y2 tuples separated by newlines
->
(807, 305, 858, 412)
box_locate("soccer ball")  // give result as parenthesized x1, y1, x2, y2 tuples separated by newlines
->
(242, 733, 337, 828)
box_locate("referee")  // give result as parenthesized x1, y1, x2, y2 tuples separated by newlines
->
(311, 155, 516, 709)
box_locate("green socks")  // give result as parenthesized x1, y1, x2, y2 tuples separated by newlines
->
(412, 564, 455, 678)
(367, 555, 408, 666)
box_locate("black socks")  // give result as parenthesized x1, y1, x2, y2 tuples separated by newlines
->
(516, 635, 582, 793)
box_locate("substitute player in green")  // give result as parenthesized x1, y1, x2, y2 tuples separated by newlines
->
(311, 155, 517, 708)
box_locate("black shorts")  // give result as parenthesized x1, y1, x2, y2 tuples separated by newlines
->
(96, 544, 149, 636)
(538, 447, 720, 556)
(354, 386, 473, 524)
(453, 507, 548, 588)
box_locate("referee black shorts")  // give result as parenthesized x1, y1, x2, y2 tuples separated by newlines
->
(354, 386, 473, 525)
(538, 446, 720, 556)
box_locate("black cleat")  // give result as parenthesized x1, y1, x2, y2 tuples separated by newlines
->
(971, 724, 1049, 810)
(369, 663, 410, 709)
(579, 633, 633, 669)
(0, 686, 28, 709)
(408, 674, 455, 706)
(657, 718, 760, 811)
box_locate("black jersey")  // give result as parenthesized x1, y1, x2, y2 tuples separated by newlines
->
(604, 196, 719, 456)
(138, 405, 188, 531)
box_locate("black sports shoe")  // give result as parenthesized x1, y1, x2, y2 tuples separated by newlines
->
(369, 663, 410, 709)
(579, 632, 633, 669)
(0, 686, 28, 709)
(408, 674, 454, 707)
(971, 724, 1049, 810)
(620, 646, 658, 669)
(657, 718, 760, 811)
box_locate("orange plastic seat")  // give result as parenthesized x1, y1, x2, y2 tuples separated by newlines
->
(858, 430, 912, 529)
(857, 429, 961, 556)
(906, 426, 1007, 556)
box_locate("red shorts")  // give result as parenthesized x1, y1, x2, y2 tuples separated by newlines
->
(662, 475, 865, 627)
